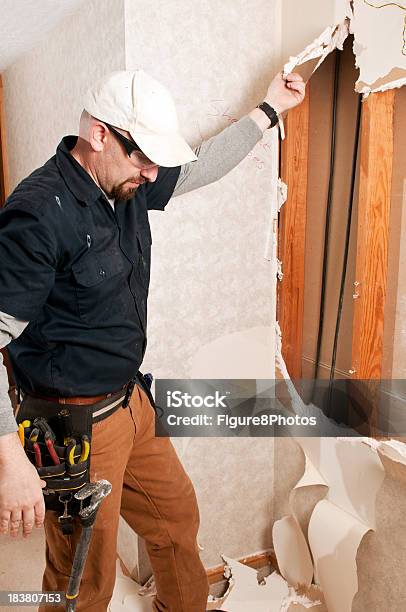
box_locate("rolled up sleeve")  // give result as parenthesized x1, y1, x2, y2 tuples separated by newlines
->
(0, 207, 58, 320)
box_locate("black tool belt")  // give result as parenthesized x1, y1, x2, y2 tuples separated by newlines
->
(16, 377, 144, 535)
(17, 371, 154, 534)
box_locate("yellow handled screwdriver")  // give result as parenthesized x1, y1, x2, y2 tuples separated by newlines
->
(18, 420, 31, 447)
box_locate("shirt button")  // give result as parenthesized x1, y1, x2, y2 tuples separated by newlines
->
(99, 268, 106, 277)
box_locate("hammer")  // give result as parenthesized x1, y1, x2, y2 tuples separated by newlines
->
(65, 480, 112, 611)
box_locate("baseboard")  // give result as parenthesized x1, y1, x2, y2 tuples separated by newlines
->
(206, 549, 278, 585)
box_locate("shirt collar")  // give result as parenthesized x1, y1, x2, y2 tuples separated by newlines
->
(55, 136, 103, 206)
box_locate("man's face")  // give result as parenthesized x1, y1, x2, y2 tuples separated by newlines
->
(100, 126, 159, 201)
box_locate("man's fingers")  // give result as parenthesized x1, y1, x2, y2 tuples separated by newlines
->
(34, 498, 45, 528)
(9, 510, 22, 537)
(22, 508, 35, 538)
(285, 72, 304, 83)
(287, 81, 306, 95)
(0, 513, 11, 535)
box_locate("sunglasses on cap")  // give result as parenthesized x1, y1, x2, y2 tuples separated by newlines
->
(104, 121, 143, 158)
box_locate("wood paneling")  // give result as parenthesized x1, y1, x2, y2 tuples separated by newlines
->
(278, 95, 310, 378)
(351, 91, 395, 381)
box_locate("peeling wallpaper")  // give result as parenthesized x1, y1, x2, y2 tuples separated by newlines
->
(124, 0, 279, 565)
(4, 0, 125, 188)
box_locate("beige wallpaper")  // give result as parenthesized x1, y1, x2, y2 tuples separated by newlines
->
(3, 0, 280, 570)
(4, 0, 125, 188)
(281, 0, 336, 64)
(124, 0, 280, 565)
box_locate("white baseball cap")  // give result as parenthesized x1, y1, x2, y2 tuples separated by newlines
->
(83, 70, 197, 167)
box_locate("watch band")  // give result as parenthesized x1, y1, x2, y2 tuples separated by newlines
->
(257, 101, 279, 129)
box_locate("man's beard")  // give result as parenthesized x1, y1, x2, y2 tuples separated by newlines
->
(109, 179, 142, 202)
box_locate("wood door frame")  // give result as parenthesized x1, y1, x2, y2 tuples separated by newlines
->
(277, 95, 310, 379)
(278, 86, 395, 394)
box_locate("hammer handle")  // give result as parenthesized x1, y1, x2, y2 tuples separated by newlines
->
(65, 526, 93, 611)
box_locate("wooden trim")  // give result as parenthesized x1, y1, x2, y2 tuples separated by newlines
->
(0, 74, 10, 203)
(351, 91, 395, 381)
(277, 94, 310, 378)
(206, 550, 278, 585)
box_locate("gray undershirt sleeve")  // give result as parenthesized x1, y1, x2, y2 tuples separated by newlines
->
(173, 115, 263, 197)
(0, 312, 29, 437)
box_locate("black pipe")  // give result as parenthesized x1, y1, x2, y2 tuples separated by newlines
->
(328, 94, 363, 387)
(311, 50, 341, 401)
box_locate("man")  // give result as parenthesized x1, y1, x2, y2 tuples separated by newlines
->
(0, 69, 305, 611)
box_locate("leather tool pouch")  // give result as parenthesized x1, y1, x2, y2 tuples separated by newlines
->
(16, 373, 151, 533)
(16, 395, 94, 532)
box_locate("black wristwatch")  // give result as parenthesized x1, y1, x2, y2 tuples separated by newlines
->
(257, 101, 279, 129)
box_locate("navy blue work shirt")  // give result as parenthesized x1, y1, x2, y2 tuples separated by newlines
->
(0, 136, 180, 396)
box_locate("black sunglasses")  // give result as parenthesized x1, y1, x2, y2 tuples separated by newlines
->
(104, 122, 143, 157)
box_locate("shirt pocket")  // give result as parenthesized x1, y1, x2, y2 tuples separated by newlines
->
(71, 248, 130, 324)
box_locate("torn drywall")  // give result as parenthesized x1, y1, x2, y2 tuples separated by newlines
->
(298, 438, 384, 612)
(272, 516, 314, 589)
(219, 557, 289, 612)
(281, 584, 326, 611)
(352, 0, 406, 93)
(214, 556, 327, 611)
(274, 436, 386, 611)
(298, 438, 385, 528)
(308, 500, 370, 612)
(108, 560, 153, 611)
(277, 259, 284, 281)
(377, 438, 406, 483)
(294, 454, 328, 489)
(277, 179, 288, 212)
(283, 0, 406, 95)
(283, 19, 351, 81)
(278, 439, 384, 612)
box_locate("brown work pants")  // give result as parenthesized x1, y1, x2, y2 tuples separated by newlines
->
(39, 385, 209, 611)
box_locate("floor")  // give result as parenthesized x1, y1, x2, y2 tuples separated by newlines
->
(0, 527, 45, 611)
(0, 528, 224, 611)
(0, 529, 154, 611)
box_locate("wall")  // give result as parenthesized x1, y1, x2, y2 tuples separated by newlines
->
(124, 0, 280, 567)
(3, 0, 281, 570)
(276, 5, 406, 610)
(281, 0, 336, 65)
(4, 0, 125, 188)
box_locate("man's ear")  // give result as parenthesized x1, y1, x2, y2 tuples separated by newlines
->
(89, 122, 108, 153)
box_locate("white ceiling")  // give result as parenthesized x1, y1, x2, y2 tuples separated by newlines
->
(0, 0, 87, 72)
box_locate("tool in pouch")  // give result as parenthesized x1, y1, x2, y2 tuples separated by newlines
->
(17, 406, 92, 536)
(16, 375, 154, 609)
(16, 373, 152, 531)
(65, 480, 112, 612)
(17, 399, 113, 612)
